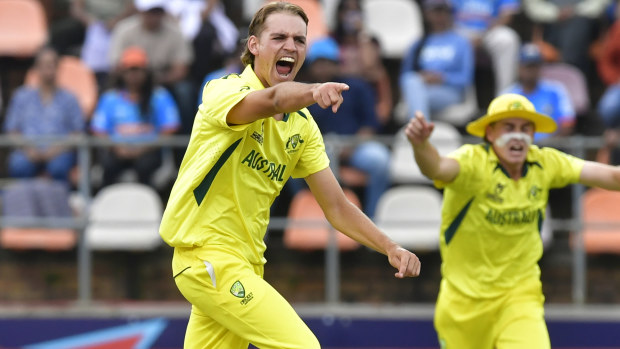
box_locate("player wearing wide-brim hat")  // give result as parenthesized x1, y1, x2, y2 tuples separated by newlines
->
(466, 93, 557, 137)
(404, 93, 620, 348)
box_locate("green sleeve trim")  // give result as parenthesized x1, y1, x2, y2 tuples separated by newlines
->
(444, 197, 474, 245)
(193, 138, 243, 205)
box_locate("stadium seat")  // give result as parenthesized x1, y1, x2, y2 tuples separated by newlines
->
(0, 0, 47, 57)
(375, 185, 442, 251)
(393, 86, 479, 128)
(540, 62, 590, 115)
(0, 179, 77, 251)
(323, 0, 340, 31)
(389, 122, 462, 184)
(362, 0, 423, 59)
(284, 188, 361, 251)
(432, 85, 480, 127)
(25, 55, 98, 118)
(0, 228, 77, 251)
(85, 183, 163, 251)
(579, 188, 620, 254)
(338, 165, 367, 187)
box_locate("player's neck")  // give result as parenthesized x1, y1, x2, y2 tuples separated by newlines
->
(498, 159, 524, 180)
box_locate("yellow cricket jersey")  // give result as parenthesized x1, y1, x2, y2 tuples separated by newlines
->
(160, 65, 330, 267)
(434, 143, 584, 298)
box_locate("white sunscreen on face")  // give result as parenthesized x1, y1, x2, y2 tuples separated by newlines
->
(494, 132, 533, 148)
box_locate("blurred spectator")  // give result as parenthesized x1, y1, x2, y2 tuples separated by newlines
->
(333, 0, 393, 126)
(3, 47, 85, 183)
(400, 0, 474, 121)
(523, 0, 611, 75)
(165, 0, 239, 89)
(452, 0, 521, 94)
(47, 0, 86, 56)
(108, 0, 195, 135)
(503, 42, 575, 142)
(71, 0, 136, 90)
(91, 46, 180, 187)
(2, 178, 73, 222)
(596, 2, 620, 163)
(197, 42, 244, 107)
(305, 38, 390, 218)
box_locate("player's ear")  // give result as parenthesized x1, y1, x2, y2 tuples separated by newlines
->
(485, 124, 495, 143)
(248, 35, 259, 56)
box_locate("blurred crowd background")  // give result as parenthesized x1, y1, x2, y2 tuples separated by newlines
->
(0, 0, 619, 304)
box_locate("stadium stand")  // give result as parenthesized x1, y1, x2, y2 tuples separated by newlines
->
(362, 0, 423, 59)
(0, 0, 47, 57)
(85, 183, 162, 251)
(390, 121, 462, 184)
(580, 188, 620, 254)
(284, 188, 361, 251)
(540, 62, 590, 116)
(375, 185, 442, 251)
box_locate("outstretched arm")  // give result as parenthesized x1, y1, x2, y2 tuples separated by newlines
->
(579, 161, 620, 190)
(227, 81, 349, 125)
(405, 112, 460, 183)
(305, 168, 421, 278)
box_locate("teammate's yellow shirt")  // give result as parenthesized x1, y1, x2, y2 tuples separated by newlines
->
(434, 143, 584, 298)
(160, 65, 330, 267)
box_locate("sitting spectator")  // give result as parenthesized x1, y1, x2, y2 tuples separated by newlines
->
(503, 42, 575, 142)
(108, 0, 195, 135)
(596, 2, 620, 163)
(2, 179, 73, 221)
(400, 0, 474, 121)
(333, 0, 393, 125)
(71, 0, 136, 90)
(452, 0, 521, 94)
(91, 46, 180, 187)
(3, 46, 85, 183)
(523, 0, 611, 75)
(305, 38, 390, 219)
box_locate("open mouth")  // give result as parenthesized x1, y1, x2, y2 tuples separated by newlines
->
(508, 143, 525, 155)
(276, 57, 295, 76)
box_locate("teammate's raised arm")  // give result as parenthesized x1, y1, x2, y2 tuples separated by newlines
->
(405, 112, 459, 183)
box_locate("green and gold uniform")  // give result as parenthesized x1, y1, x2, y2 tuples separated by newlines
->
(160, 65, 329, 349)
(433, 143, 584, 349)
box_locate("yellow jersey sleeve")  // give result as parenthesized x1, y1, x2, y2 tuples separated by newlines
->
(434, 144, 486, 194)
(291, 110, 330, 178)
(198, 74, 253, 132)
(539, 147, 585, 188)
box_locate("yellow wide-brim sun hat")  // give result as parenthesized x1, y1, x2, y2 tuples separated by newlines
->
(466, 93, 558, 138)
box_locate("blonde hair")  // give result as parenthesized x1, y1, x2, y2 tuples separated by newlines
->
(240, 2, 309, 67)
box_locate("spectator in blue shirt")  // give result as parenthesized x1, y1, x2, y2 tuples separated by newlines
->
(452, 0, 521, 93)
(305, 37, 391, 219)
(91, 46, 180, 187)
(4, 47, 85, 182)
(503, 43, 575, 142)
(400, 0, 474, 121)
